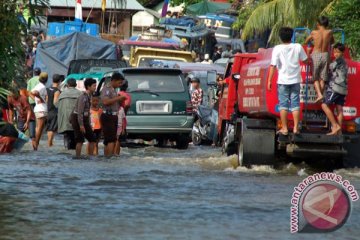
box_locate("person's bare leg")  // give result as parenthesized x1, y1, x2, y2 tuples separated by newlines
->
(320, 80, 325, 94)
(279, 110, 288, 134)
(47, 131, 55, 147)
(87, 142, 95, 156)
(104, 142, 115, 157)
(94, 142, 99, 155)
(114, 140, 121, 155)
(35, 118, 46, 150)
(292, 110, 300, 134)
(336, 105, 344, 127)
(31, 138, 37, 150)
(321, 103, 341, 135)
(75, 143, 83, 158)
(314, 80, 324, 103)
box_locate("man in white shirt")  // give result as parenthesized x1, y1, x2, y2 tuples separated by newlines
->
(30, 72, 48, 150)
(267, 27, 308, 135)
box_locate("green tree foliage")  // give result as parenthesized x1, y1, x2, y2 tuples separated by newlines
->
(0, 0, 49, 88)
(171, 0, 201, 8)
(327, 0, 360, 60)
(233, 0, 265, 30)
(240, 0, 335, 44)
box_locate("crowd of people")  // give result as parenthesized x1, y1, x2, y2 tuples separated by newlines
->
(3, 16, 349, 157)
(6, 69, 131, 158)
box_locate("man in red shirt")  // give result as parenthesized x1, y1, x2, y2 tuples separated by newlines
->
(7, 89, 36, 149)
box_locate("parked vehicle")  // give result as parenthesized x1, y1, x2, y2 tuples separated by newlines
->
(214, 58, 229, 68)
(129, 47, 194, 67)
(217, 30, 360, 167)
(98, 68, 194, 149)
(173, 62, 225, 76)
(118, 39, 181, 62)
(197, 13, 237, 39)
(59, 59, 126, 91)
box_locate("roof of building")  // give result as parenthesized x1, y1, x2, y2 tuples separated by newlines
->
(47, 0, 144, 11)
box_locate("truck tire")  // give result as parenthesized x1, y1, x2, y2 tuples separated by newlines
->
(176, 135, 189, 149)
(237, 129, 275, 167)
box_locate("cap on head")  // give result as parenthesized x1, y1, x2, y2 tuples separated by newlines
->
(39, 72, 48, 83)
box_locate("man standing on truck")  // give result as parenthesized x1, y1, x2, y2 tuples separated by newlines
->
(321, 43, 348, 135)
(305, 16, 334, 103)
(267, 27, 308, 135)
(100, 72, 126, 157)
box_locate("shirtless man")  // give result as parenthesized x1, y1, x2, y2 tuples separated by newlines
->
(305, 16, 334, 103)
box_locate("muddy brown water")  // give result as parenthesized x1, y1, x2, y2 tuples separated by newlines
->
(0, 140, 359, 239)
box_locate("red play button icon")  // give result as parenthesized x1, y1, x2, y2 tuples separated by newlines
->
(301, 183, 350, 231)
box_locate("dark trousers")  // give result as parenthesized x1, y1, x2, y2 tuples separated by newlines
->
(63, 131, 76, 150)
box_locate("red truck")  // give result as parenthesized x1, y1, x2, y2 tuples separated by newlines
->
(218, 38, 360, 168)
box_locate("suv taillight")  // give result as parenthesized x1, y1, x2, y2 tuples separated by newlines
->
(186, 101, 193, 115)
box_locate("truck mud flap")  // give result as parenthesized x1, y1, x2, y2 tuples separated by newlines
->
(237, 118, 276, 167)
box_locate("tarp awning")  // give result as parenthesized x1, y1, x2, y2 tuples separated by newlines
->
(34, 32, 117, 84)
(186, 0, 231, 15)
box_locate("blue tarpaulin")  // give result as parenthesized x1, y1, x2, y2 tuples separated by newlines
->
(34, 32, 117, 85)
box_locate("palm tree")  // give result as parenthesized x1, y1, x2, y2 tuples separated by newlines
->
(241, 0, 338, 44)
(0, 0, 49, 89)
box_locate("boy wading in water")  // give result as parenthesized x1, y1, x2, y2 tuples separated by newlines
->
(89, 93, 102, 155)
(267, 27, 308, 135)
(321, 43, 348, 135)
(305, 16, 334, 103)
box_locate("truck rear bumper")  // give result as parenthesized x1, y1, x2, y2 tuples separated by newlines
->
(278, 132, 359, 158)
(286, 144, 346, 158)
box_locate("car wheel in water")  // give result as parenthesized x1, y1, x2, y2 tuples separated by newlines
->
(176, 135, 189, 149)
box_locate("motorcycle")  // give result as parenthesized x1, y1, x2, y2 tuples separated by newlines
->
(192, 105, 216, 145)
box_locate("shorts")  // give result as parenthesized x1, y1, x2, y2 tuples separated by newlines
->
(278, 83, 300, 112)
(324, 91, 346, 106)
(311, 52, 329, 81)
(46, 111, 58, 132)
(35, 111, 48, 119)
(101, 114, 118, 146)
(70, 113, 96, 144)
(17, 119, 35, 139)
(93, 129, 102, 142)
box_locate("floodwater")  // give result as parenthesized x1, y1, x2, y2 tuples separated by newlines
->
(0, 139, 359, 240)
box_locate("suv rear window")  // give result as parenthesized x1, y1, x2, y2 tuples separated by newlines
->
(125, 73, 185, 93)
